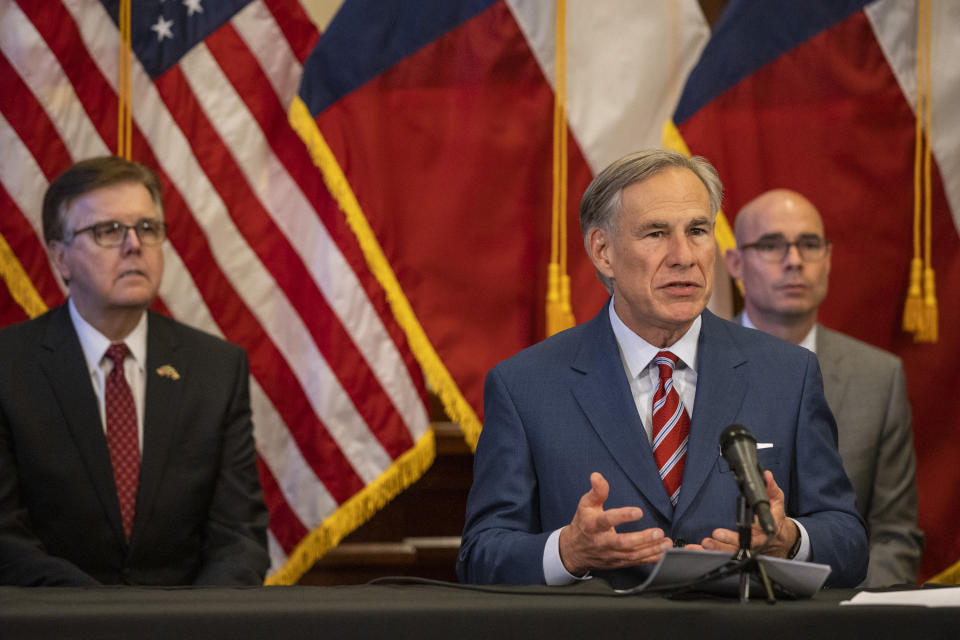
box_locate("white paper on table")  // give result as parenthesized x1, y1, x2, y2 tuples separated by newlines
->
(617, 548, 831, 598)
(840, 587, 960, 607)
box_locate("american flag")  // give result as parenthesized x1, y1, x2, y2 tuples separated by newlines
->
(0, 0, 431, 583)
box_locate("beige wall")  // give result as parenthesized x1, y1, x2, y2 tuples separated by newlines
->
(300, 0, 343, 31)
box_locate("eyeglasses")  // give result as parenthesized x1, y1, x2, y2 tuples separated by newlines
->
(68, 219, 167, 248)
(739, 235, 830, 263)
(740, 235, 830, 262)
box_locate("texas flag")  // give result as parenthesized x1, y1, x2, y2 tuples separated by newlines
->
(290, 0, 709, 446)
(675, 0, 960, 581)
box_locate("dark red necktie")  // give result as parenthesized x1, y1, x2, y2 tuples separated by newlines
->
(651, 351, 690, 507)
(104, 343, 139, 541)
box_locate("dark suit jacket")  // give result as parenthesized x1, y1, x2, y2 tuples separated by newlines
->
(816, 326, 923, 586)
(0, 305, 269, 586)
(457, 304, 868, 589)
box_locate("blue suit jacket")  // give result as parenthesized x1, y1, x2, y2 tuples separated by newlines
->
(457, 303, 867, 588)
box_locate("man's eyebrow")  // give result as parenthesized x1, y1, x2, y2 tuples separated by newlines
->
(636, 220, 670, 232)
(754, 232, 787, 242)
(689, 216, 712, 226)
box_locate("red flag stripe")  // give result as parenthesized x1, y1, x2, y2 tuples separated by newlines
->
(261, 0, 320, 65)
(0, 116, 65, 309)
(257, 451, 310, 556)
(14, 1, 120, 157)
(202, 22, 429, 411)
(0, 192, 63, 310)
(146, 59, 406, 481)
(0, 55, 74, 184)
(155, 45, 416, 460)
(207, 28, 422, 458)
(0, 278, 31, 327)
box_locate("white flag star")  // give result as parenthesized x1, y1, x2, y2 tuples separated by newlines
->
(151, 16, 174, 41)
(183, 0, 204, 17)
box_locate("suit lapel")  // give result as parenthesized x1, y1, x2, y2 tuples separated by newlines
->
(570, 304, 675, 520)
(674, 311, 747, 522)
(134, 312, 186, 542)
(38, 305, 127, 544)
(815, 326, 848, 411)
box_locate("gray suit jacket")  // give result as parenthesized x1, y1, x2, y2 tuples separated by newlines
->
(816, 325, 923, 586)
(733, 314, 923, 585)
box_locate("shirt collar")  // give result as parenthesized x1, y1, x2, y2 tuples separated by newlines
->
(68, 299, 149, 371)
(608, 298, 701, 376)
(741, 310, 817, 353)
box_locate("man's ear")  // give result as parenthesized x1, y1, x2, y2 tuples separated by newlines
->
(724, 247, 743, 281)
(48, 241, 71, 285)
(587, 227, 614, 281)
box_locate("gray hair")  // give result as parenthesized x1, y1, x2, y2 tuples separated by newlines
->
(579, 149, 723, 292)
(43, 155, 164, 246)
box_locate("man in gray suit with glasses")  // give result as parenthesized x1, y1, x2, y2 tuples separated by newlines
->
(725, 188, 923, 587)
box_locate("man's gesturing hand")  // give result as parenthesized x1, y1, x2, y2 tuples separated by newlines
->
(558, 472, 672, 576)
(700, 470, 800, 557)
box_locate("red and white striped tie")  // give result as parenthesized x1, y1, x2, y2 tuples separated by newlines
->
(651, 351, 690, 507)
(104, 343, 139, 541)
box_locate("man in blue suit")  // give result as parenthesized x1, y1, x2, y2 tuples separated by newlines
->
(457, 150, 867, 589)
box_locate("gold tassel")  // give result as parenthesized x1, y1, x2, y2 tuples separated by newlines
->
(901, 257, 924, 333)
(546, 262, 562, 334)
(914, 0, 937, 343)
(904, 0, 937, 342)
(545, 0, 575, 337)
(546, 264, 574, 336)
(917, 267, 938, 342)
(560, 273, 574, 327)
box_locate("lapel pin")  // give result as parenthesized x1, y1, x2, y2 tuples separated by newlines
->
(156, 364, 181, 380)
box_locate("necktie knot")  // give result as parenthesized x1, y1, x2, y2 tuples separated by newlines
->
(654, 350, 679, 379)
(105, 343, 131, 368)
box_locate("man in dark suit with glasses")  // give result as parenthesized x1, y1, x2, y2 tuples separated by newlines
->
(0, 156, 269, 586)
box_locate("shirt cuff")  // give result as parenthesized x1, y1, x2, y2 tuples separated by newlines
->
(789, 518, 811, 562)
(543, 527, 591, 585)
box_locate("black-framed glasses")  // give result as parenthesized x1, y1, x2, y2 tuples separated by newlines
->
(69, 219, 167, 248)
(739, 235, 830, 263)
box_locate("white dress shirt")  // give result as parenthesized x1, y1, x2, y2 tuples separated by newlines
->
(69, 299, 148, 452)
(742, 310, 817, 354)
(610, 305, 700, 441)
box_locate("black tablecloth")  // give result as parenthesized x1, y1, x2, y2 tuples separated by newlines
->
(1, 581, 956, 640)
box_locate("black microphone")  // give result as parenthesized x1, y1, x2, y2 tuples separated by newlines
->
(719, 424, 777, 536)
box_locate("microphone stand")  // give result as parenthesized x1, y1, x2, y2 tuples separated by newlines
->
(735, 494, 776, 604)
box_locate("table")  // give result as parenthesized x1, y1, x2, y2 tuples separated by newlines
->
(2, 581, 956, 640)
